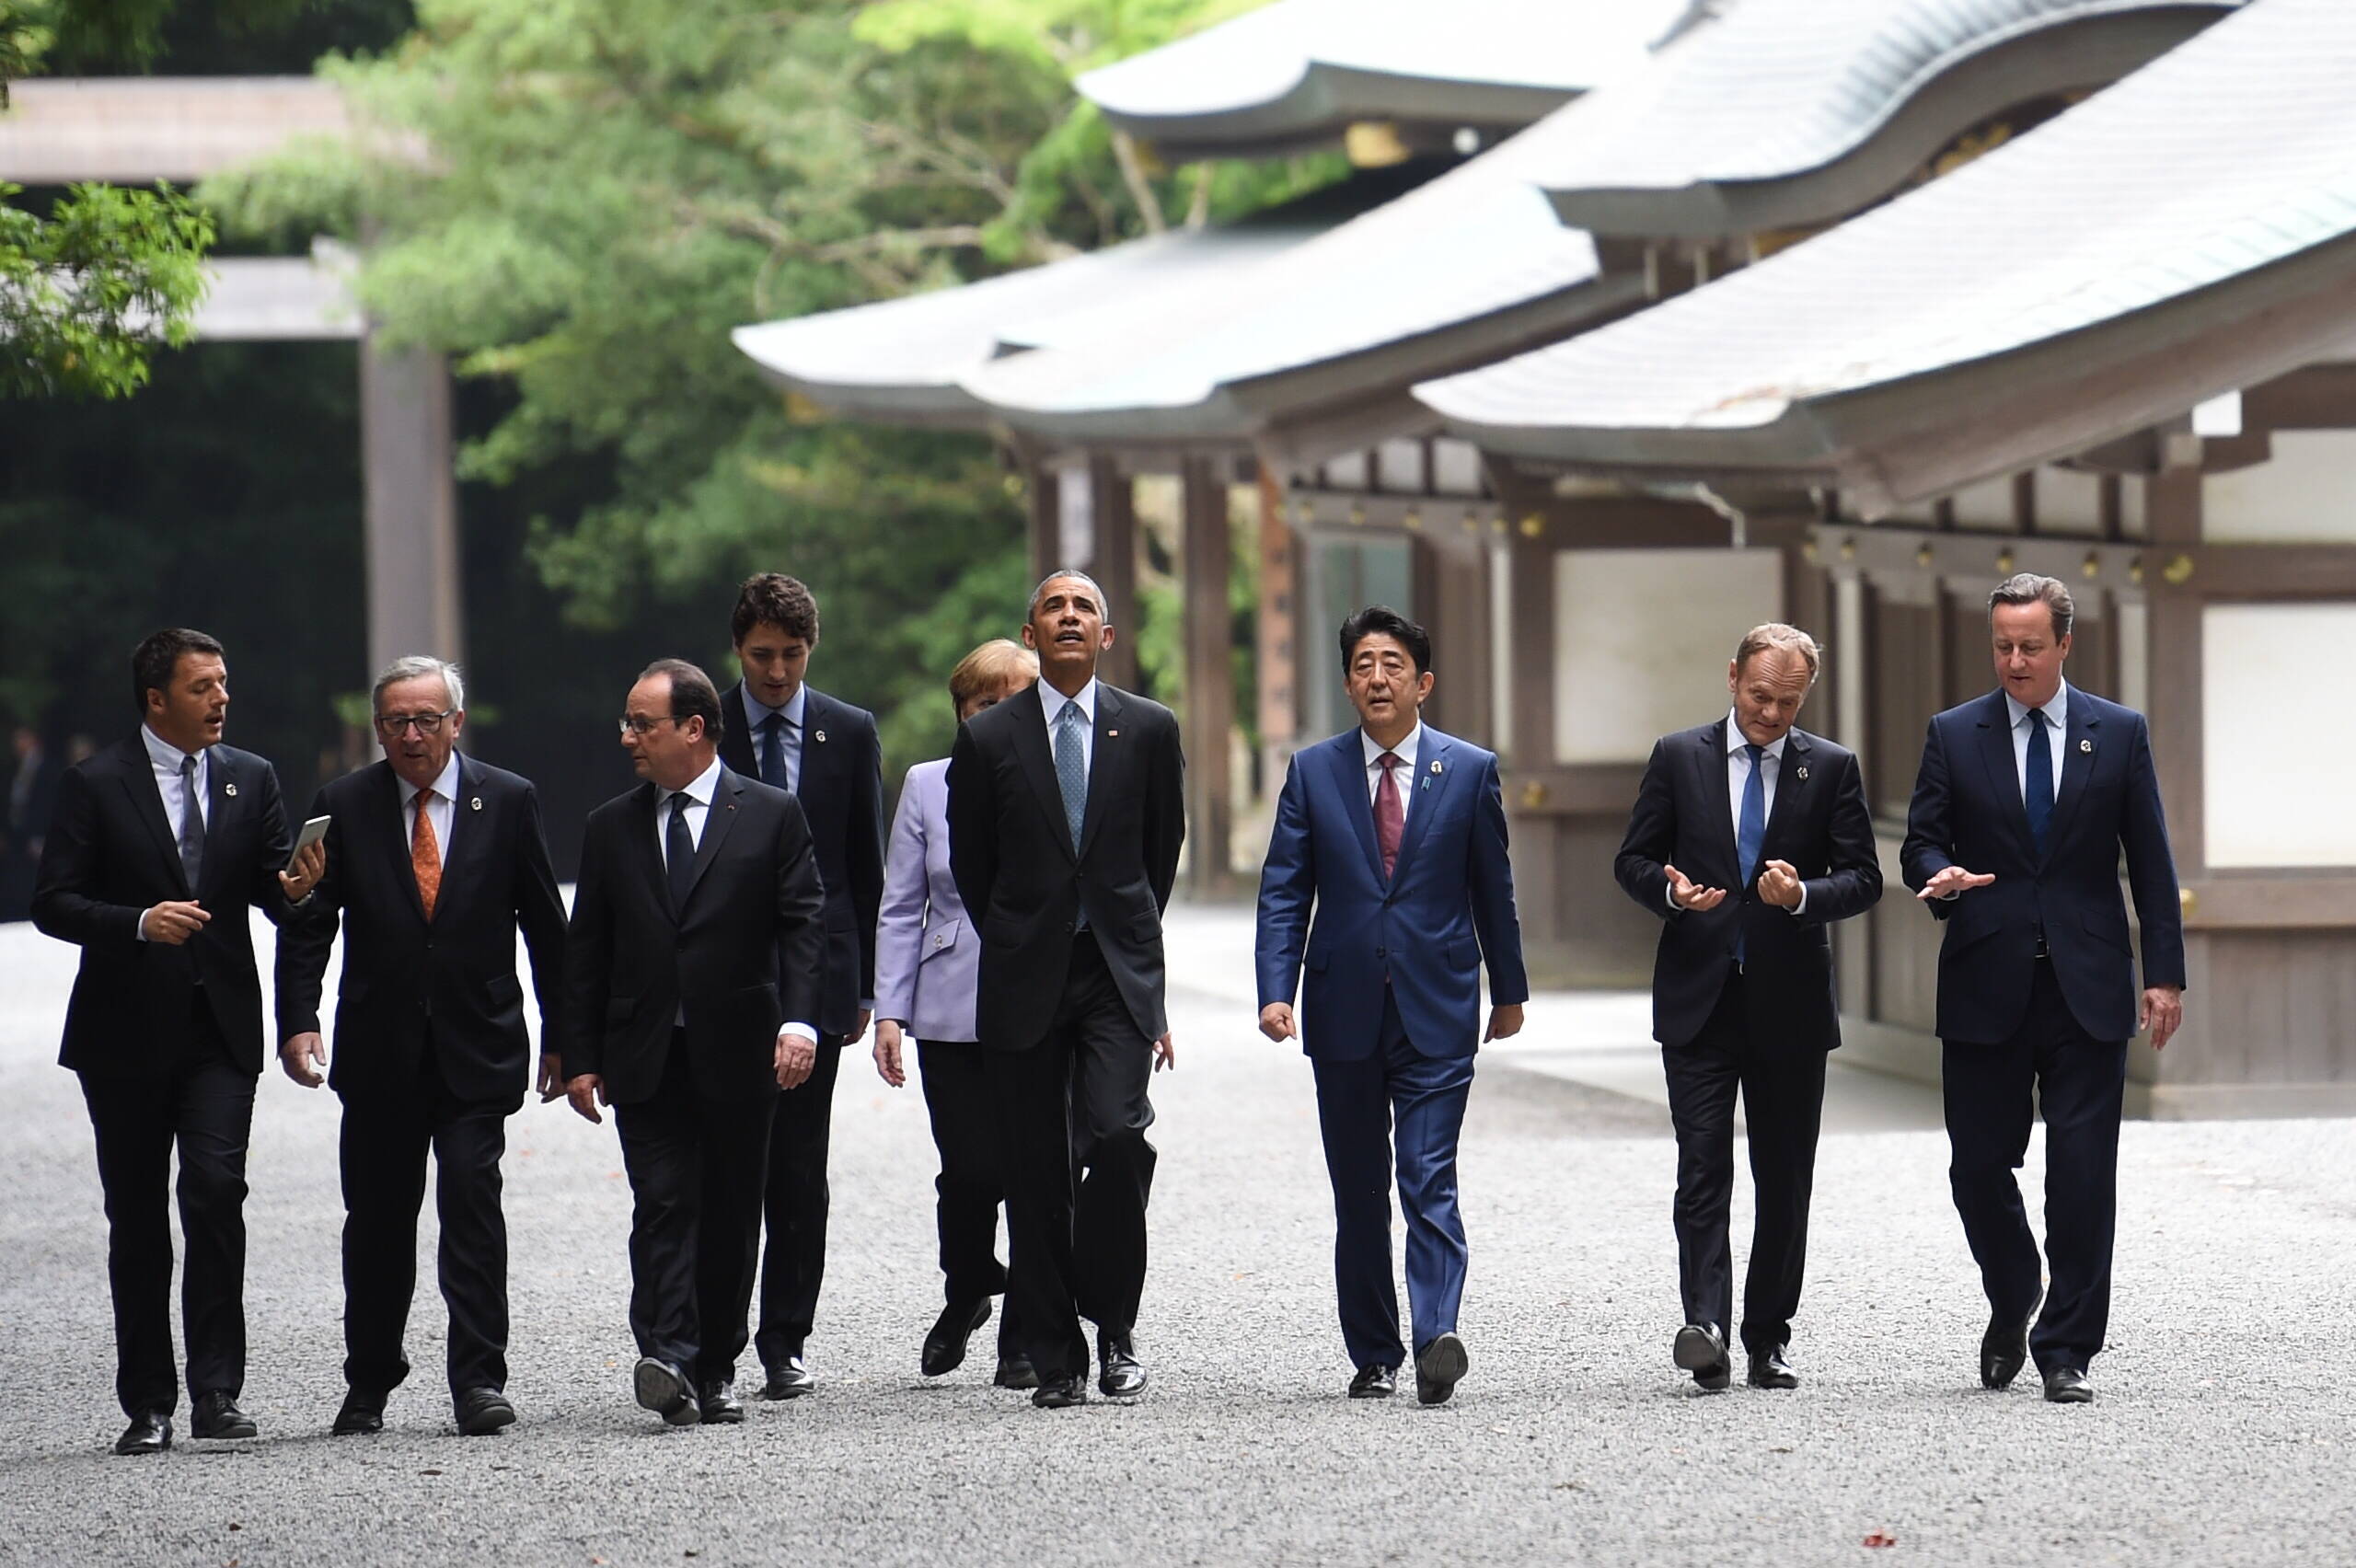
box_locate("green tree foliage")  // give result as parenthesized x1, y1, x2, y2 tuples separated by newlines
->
(204, 0, 1320, 773)
(0, 179, 214, 398)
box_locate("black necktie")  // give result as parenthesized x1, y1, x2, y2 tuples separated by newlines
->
(758, 711, 788, 790)
(666, 792, 696, 914)
(178, 752, 206, 892)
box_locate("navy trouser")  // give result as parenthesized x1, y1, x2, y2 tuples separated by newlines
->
(1943, 959, 2128, 1376)
(1311, 991, 1474, 1371)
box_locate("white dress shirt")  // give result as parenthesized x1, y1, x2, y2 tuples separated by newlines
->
(1670, 710, 1807, 914)
(657, 754, 815, 1044)
(740, 683, 807, 794)
(1038, 675, 1100, 778)
(397, 752, 460, 859)
(1359, 722, 1422, 804)
(143, 721, 208, 842)
(2004, 680, 2071, 804)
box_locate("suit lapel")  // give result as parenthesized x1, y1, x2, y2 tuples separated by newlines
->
(1389, 730, 1456, 882)
(677, 768, 744, 913)
(2042, 692, 2101, 863)
(1326, 734, 1387, 885)
(1010, 685, 1077, 863)
(198, 748, 235, 902)
(428, 756, 488, 922)
(1077, 686, 1124, 860)
(796, 690, 831, 799)
(1761, 729, 1811, 853)
(628, 784, 674, 920)
(1973, 691, 2036, 856)
(119, 738, 190, 896)
(1697, 721, 1738, 882)
(380, 764, 428, 923)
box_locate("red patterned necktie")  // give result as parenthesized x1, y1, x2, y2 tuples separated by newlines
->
(1375, 752, 1403, 879)
(411, 793, 442, 919)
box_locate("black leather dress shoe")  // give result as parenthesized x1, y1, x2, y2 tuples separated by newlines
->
(191, 1392, 258, 1440)
(922, 1297, 992, 1378)
(456, 1388, 515, 1436)
(1414, 1332, 1470, 1406)
(1746, 1347, 1799, 1390)
(2042, 1366, 2093, 1404)
(1031, 1373, 1088, 1410)
(332, 1389, 386, 1435)
(1348, 1365, 1397, 1399)
(113, 1411, 171, 1456)
(698, 1380, 745, 1424)
(1097, 1332, 1148, 1398)
(1674, 1324, 1730, 1391)
(1981, 1306, 2034, 1390)
(762, 1355, 814, 1400)
(993, 1355, 1039, 1390)
(632, 1357, 700, 1427)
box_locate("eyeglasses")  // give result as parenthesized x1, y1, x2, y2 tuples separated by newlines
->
(375, 709, 456, 736)
(617, 715, 683, 736)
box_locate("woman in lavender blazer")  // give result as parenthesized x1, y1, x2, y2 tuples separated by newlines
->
(872, 638, 1038, 1389)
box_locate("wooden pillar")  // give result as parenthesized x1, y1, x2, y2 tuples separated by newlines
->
(1086, 455, 1138, 694)
(1180, 455, 1234, 895)
(1254, 461, 1299, 782)
(1023, 460, 1059, 589)
(359, 333, 462, 675)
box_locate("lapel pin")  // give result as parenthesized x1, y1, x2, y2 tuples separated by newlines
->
(224, 782, 237, 798)
(814, 729, 826, 744)
(1108, 729, 1119, 737)
(469, 796, 483, 811)
(1796, 765, 1809, 781)
(2079, 738, 2093, 754)
(1429, 760, 1443, 775)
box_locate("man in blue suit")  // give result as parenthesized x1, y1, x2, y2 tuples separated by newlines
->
(1902, 573, 2185, 1405)
(1256, 606, 1528, 1405)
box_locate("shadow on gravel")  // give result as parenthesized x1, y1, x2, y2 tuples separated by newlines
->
(1470, 1062, 1670, 1140)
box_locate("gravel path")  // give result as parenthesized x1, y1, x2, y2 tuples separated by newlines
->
(3, 909, 2352, 1567)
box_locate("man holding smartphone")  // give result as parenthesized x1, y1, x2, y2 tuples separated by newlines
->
(276, 656, 568, 1438)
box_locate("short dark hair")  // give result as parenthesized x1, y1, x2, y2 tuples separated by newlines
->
(732, 573, 820, 647)
(1989, 572, 2074, 640)
(131, 628, 225, 711)
(639, 657, 725, 745)
(1338, 605, 1431, 677)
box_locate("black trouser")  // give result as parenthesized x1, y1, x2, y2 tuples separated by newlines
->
(755, 1032, 844, 1369)
(1944, 959, 2128, 1376)
(614, 1035, 776, 1387)
(1661, 970, 1828, 1357)
(339, 1043, 516, 1399)
(986, 932, 1157, 1383)
(917, 1038, 1021, 1358)
(77, 999, 256, 1418)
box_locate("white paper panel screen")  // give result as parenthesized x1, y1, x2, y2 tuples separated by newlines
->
(1553, 548, 1784, 766)
(2203, 432, 2356, 543)
(2203, 603, 2356, 867)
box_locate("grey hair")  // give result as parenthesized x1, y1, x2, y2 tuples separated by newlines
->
(1028, 568, 1112, 627)
(1733, 622, 1822, 686)
(1988, 572, 2074, 640)
(372, 655, 466, 714)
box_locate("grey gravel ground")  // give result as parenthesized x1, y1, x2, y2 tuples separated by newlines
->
(5, 906, 2355, 1568)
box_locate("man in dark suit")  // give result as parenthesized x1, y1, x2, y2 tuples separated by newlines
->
(1614, 624, 1882, 1392)
(947, 570, 1184, 1410)
(276, 656, 567, 1437)
(32, 628, 324, 1455)
(1902, 573, 2184, 1405)
(1256, 606, 1528, 1405)
(560, 659, 826, 1427)
(714, 573, 884, 1400)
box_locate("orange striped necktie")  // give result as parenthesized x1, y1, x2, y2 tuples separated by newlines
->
(411, 791, 442, 919)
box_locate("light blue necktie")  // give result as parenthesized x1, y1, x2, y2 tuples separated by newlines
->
(1055, 699, 1088, 931)
(1736, 743, 1765, 965)
(2024, 707, 2053, 855)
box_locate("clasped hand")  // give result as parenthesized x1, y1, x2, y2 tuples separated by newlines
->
(1666, 861, 1802, 911)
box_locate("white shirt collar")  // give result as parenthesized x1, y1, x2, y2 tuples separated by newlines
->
(398, 752, 462, 809)
(663, 753, 726, 810)
(2004, 680, 2070, 731)
(1725, 710, 1789, 761)
(142, 722, 202, 773)
(1039, 675, 1099, 724)
(1361, 722, 1423, 772)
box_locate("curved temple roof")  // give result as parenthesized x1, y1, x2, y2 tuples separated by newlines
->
(1507, 0, 2243, 238)
(1414, 0, 2356, 511)
(1076, 0, 1690, 159)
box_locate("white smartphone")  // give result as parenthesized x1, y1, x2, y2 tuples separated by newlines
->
(288, 813, 331, 869)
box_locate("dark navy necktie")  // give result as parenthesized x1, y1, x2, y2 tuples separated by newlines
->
(758, 710, 788, 790)
(666, 792, 696, 913)
(1736, 744, 1765, 964)
(178, 752, 206, 892)
(2024, 707, 2053, 854)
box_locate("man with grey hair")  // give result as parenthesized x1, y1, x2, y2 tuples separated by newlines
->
(1615, 622, 1881, 1391)
(276, 655, 568, 1436)
(1903, 573, 2183, 1405)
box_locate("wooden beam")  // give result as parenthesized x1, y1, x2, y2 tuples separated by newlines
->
(1254, 462, 1299, 762)
(1023, 461, 1058, 588)
(359, 337, 463, 675)
(1087, 455, 1139, 694)
(1180, 455, 1236, 896)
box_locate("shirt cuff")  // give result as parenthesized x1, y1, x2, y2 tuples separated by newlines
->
(1790, 883, 1808, 916)
(779, 1022, 819, 1045)
(1664, 881, 1680, 913)
(859, 998, 875, 1013)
